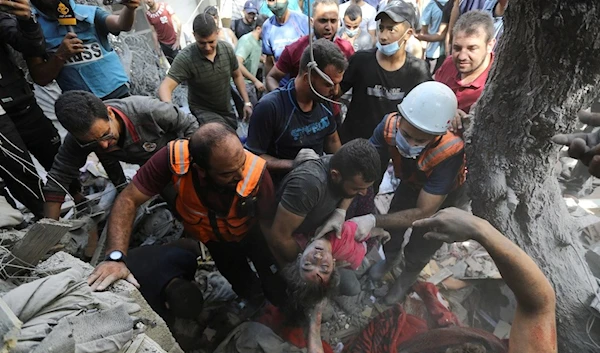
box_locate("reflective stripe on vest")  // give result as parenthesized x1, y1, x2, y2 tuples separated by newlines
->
(168, 139, 266, 243)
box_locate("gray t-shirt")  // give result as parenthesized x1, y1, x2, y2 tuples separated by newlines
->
(278, 156, 343, 235)
(337, 28, 373, 52)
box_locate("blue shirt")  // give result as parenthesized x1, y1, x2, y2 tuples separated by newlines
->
(421, 0, 448, 59)
(261, 11, 309, 60)
(369, 117, 464, 195)
(245, 79, 337, 182)
(259, 0, 302, 16)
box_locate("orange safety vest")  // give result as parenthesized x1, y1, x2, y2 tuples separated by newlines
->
(168, 139, 267, 243)
(383, 112, 466, 190)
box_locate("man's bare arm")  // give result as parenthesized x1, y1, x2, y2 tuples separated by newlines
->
(324, 132, 341, 154)
(158, 76, 179, 103)
(413, 208, 557, 353)
(267, 204, 305, 265)
(87, 183, 152, 291)
(266, 65, 286, 91)
(375, 189, 446, 230)
(261, 154, 295, 173)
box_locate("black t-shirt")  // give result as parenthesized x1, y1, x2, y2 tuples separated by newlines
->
(339, 50, 431, 143)
(231, 18, 255, 39)
(441, 0, 454, 23)
(277, 156, 343, 235)
(245, 79, 337, 181)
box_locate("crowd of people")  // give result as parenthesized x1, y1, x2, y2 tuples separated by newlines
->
(4, 0, 597, 351)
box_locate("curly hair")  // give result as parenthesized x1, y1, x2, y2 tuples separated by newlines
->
(446, 343, 487, 353)
(280, 257, 339, 324)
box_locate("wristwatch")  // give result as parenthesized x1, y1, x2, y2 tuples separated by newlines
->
(105, 250, 126, 263)
(244, 101, 252, 107)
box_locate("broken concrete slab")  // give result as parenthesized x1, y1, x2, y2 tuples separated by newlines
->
(121, 333, 168, 353)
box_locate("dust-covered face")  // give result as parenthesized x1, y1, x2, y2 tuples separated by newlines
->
(299, 238, 334, 284)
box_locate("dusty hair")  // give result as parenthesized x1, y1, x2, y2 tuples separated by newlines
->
(452, 10, 494, 43)
(280, 257, 339, 324)
(445, 343, 487, 353)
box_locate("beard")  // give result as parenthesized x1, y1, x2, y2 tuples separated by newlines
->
(330, 179, 355, 199)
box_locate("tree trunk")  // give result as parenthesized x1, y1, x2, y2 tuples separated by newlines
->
(466, 1, 600, 351)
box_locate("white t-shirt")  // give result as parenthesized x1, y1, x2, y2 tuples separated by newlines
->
(339, 1, 377, 32)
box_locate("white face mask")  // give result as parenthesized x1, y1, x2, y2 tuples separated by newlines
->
(345, 27, 359, 37)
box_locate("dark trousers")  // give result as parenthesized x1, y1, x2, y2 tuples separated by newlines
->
(426, 55, 446, 75)
(204, 226, 287, 306)
(384, 183, 468, 273)
(160, 42, 180, 64)
(0, 101, 61, 217)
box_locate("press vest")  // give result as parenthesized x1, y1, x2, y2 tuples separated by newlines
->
(35, 1, 129, 98)
(383, 112, 466, 190)
(168, 139, 266, 243)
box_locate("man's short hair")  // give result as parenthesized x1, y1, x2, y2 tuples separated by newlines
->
(453, 10, 494, 42)
(193, 13, 218, 37)
(280, 259, 339, 324)
(54, 90, 108, 137)
(189, 122, 237, 170)
(299, 38, 348, 74)
(330, 138, 380, 182)
(344, 4, 363, 21)
(255, 14, 269, 28)
(445, 343, 487, 353)
(204, 5, 219, 18)
(312, 0, 338, 13)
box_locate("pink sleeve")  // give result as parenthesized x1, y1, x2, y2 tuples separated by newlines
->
(330, 221, 367, 270)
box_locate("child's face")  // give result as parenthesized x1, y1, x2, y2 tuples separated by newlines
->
(299, 238, 334, 284)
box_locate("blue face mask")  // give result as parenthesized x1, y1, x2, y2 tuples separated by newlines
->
(395, 130, 425, 159)
(345, 27, 359, 38)
(376, 29, 409, 56)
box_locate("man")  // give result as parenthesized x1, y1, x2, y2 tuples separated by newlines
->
(0, 0, 61, 218)
(338, 0, 377, 44)
(145, 0, 182, 64)
(338, 4, 374, 52)
(87, 123, 286, 308)
(231, 0, 258, 39)
(339, 1, 430, 143)
(246, 39, 345, 184)
(158, 13, 253, 129)
(235, 14, 269, 106)
(447, 0, 507, 51)
(28, 0, 139, 100)
(43, 90, 199, 220)
(266, 138, 380, 266)
(265, 0, 354, 92)
(350, 81, 467, 305)
(261, 0, 309, 77)
(435, 10, 495, 133)
(416, 0, 448, 73)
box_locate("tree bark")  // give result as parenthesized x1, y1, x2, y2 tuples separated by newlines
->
(466, 1, 600, 351)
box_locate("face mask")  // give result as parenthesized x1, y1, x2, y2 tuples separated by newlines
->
(268, 1, 288, 18)
(345, 27, 359, 38)
(395, 129, 425, 159)
(376, 29, 409, 56)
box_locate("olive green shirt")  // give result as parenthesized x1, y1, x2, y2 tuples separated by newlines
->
(168, 40, 239, 116)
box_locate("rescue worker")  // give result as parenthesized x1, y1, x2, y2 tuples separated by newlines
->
(43, 90, 199, 219)
(349, 81, 468, 304)
(87, 123, 286, 308)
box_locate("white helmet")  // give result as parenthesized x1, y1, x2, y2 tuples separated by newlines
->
(398, 81, 458, 135)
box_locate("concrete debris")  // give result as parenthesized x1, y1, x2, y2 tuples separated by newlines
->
(493, 320, 511, 339)
(0, 297, 21, 353)
(0, 196, 23, 229)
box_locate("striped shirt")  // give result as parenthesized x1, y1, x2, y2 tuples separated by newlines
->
(168, 41, 239, 116)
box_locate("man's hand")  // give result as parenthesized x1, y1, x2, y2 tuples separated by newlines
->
(448, 109, 471, 133)
(349, 214, 377, 241)
(243, 105, 253, 121)
(369, 227, 391, 244)
(552, 111, 600, 177)
(123, 0, 140, 10)
(55, 33, 84, 61)
(0, 0, 31, 20)
(293, 148, 319, 168)
(314, 208, 346, 239)
(412, 207, 487, 243)
(254, 80, 266, 92)
(87, 261, 139, 291)
(171, 41, 180, 50)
